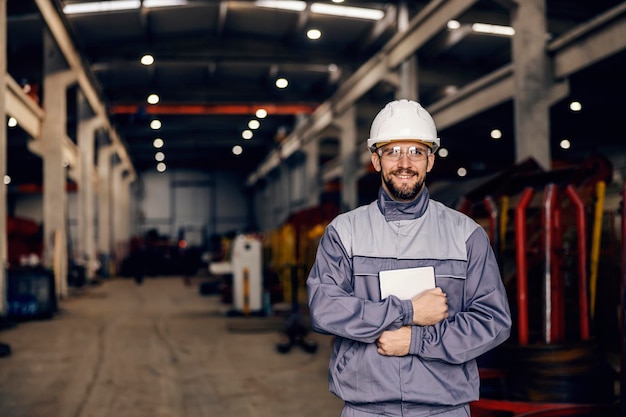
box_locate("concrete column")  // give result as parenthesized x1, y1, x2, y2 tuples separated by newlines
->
(121, 173, 133, 244)
(111, 164, 132, 273)
(97, 145, 113, 277)
(397, 0, 418, 101)
(512, 0, 552, 169)
(303, 139, 320, 207)
(111, 164, 124, 273)
(0, 0, 7, 315)
(76, 91, 101, 282)
(42, 29, 76, 299)
(337, 106, 358, 210)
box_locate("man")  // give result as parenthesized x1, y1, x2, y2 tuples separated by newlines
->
(306, 99, 511, 416)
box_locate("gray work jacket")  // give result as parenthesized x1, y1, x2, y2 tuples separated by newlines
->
(306, 187, 511, 410)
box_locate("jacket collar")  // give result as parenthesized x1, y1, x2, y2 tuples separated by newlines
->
(377, 186, 429, 221)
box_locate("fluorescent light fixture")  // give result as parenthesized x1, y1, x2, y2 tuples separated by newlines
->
(64, 0, 187, 15)
(143, 0, 187, 8)
(471, 23, 515, 36)
(255, 1, 383, 20)
(255, 1, 307, 12)
(64, 1, 139, 14)
(310, 3, 384, 20)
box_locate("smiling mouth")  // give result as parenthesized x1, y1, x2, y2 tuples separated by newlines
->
(394, 172, 415, 180)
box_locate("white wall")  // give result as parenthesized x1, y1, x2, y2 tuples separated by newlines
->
(136, 169, 251, 245)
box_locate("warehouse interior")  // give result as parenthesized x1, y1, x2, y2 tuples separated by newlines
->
(1, 0, 626, 416)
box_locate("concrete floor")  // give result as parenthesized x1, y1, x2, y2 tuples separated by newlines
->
(0, 276, 344, 417)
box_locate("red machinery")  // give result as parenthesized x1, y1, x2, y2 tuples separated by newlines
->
(455, 156, 621, 416)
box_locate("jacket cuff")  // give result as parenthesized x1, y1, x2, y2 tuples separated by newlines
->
(409, 325, 421, 355)
(401, 299, 414, 326)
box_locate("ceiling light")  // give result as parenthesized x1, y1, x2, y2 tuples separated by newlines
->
(141, 55, 155, 66)
(310, 3, 384, 21)
(438, 148, 449, 158)
(248, 120, 260, 130)
(255, 1, 306, 12)
(150, 119, 162, 130)
(490, 129, 502, 140)
(569, 101, 582, 112)
(457, 167, 468, 177)
(332, 0, 344, 3)
(232, 145, 243, 155)
(4, 175, 11, 185)
(7, 117, 17, 128)
(143, 0, 187, 8)
(447, 20, 461, 30)
(153, 138, 164, 148)
(147, 94, 159, 104)
(307, 29, 322, 40)
(155, 151, 165, 161)
(275, 78, 289, 89)
(63, 1, 140, 15)
(560, 139, 571, 149)
(444, 85, 458, 95)
(255, 1, 383, 20)
(157, 162, 167, 172)
(242, 130, 253, 140)
(471, 23, 515, 36)
(256, 109, 268, 118)
(63, 0, 187, 14)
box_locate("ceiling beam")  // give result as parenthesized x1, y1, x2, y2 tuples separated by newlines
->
(109, 103, 318, 115)
(35, 0, 136, 177)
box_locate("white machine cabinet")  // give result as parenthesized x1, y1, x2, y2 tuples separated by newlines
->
(230, 234, 263, 314)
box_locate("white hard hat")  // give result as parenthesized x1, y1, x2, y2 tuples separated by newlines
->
(367, 99, 440, 152)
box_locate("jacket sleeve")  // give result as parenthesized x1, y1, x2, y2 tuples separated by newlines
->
(409, 227, 512, 363)
(307, 225, 414, 344)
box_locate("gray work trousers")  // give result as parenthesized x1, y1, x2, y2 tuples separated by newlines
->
(340, 403, 471, 417)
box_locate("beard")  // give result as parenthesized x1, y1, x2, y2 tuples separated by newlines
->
(382, 169, 425, 201)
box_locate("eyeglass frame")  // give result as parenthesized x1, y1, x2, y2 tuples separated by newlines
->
(375, 144, 432, 162)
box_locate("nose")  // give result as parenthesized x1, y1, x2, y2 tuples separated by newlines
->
(397, 152, 412, 167)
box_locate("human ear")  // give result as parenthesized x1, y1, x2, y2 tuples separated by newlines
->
(426, 153, 435, 173)
(371, 153, 382, 172)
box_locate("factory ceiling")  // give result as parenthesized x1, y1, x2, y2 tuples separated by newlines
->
(5, 0, 626, 187)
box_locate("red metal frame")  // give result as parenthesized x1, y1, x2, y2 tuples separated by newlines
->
(542, 184, 556, 343)
(549, 185, 566, 342)
(515, 187, 534, 345)
(471, 398, 618, 417)
(564, 185, 590, 341)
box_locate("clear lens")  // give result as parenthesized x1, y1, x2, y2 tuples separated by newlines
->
(377, 146, 429, 162)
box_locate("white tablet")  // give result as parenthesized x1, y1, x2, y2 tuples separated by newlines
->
(379, 266, 436, 300)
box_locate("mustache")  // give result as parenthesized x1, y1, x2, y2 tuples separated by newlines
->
(392, 169, 418, 176)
